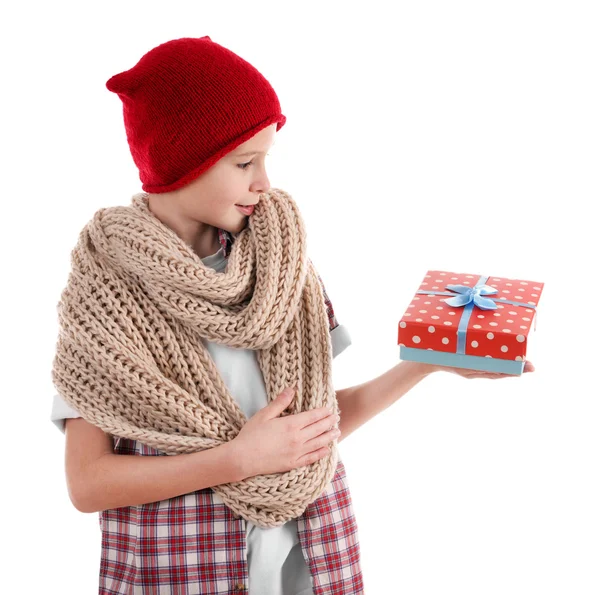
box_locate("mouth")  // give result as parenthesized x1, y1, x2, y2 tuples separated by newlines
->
(235, 204, 255, 216)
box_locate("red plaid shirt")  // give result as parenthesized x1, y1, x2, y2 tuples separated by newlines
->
(98, 229, 365, 594)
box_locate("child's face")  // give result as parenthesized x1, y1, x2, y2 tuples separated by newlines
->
(147, 123, 277, 257)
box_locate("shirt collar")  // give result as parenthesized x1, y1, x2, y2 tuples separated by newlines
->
(217, 228, 235, 258)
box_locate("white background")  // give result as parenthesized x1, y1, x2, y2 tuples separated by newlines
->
(3, 1, 599, 593)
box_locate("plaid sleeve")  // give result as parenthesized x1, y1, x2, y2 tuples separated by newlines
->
(316, 271, 339, 332)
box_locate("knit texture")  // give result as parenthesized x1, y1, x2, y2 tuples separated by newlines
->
(105, 36, 286, 193)
(51, 187, 339, 528)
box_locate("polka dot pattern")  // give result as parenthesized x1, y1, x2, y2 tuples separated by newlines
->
(398, 269, 544, 361)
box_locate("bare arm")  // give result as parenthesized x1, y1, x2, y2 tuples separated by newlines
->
(334, 358, 536, 442)
(335, 360, 433, 442)
(65, 418, 246, 514)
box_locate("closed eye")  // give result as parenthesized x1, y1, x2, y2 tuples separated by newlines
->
(237, 153, 271, 170)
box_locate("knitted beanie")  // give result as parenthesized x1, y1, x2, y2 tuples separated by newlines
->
(106, 36, 286, 193)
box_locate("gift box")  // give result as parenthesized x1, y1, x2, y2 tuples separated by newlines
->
(398, 270, 544, 375)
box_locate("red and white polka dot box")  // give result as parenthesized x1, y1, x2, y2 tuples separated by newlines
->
(398, 270, 544, 375)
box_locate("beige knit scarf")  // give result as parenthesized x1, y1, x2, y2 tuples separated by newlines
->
(51, 187, 339, 528)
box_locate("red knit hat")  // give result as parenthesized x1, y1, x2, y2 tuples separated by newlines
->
(106, 36, 286, 193)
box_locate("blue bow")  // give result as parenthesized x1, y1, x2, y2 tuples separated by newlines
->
(444, 283, 498, 310)
(414, 274, 537, 356)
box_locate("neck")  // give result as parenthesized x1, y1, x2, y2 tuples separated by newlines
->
(146, 193, 221, 259)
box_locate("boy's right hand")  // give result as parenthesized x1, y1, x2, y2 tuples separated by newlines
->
(231, 387, 341, 479)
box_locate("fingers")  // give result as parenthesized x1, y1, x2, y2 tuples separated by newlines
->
(453, 359, 536, 378)
(458, 368, 508, 379)
(304, 425, 341, 452)
(296, 406, 334, 429)
(300, 411, 339, 438)
(476, 372, 507, 379)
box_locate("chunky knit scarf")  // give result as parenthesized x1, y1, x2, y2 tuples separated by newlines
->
(51, 187, 340, 528)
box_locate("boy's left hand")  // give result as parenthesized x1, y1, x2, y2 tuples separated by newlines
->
(432, 359, 535, 379)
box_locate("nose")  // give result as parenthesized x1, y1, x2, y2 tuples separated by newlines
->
(250, 162, 270, 195)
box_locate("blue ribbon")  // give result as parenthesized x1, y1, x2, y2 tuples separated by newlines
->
(442, 283, 499, 310)
(415, 274, 537, 355)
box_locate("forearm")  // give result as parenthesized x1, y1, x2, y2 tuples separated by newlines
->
(78, 441, 244, 513)
(336, 360, 434, 442)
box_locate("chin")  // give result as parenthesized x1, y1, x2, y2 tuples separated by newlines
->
(219, 217, 248, 236)
(235, 216, 250, 230)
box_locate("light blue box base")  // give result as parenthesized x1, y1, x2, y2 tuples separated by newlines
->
(399, 346, 524, 375)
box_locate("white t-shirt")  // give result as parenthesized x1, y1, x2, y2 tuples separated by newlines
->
(50, 244, 352, 595)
